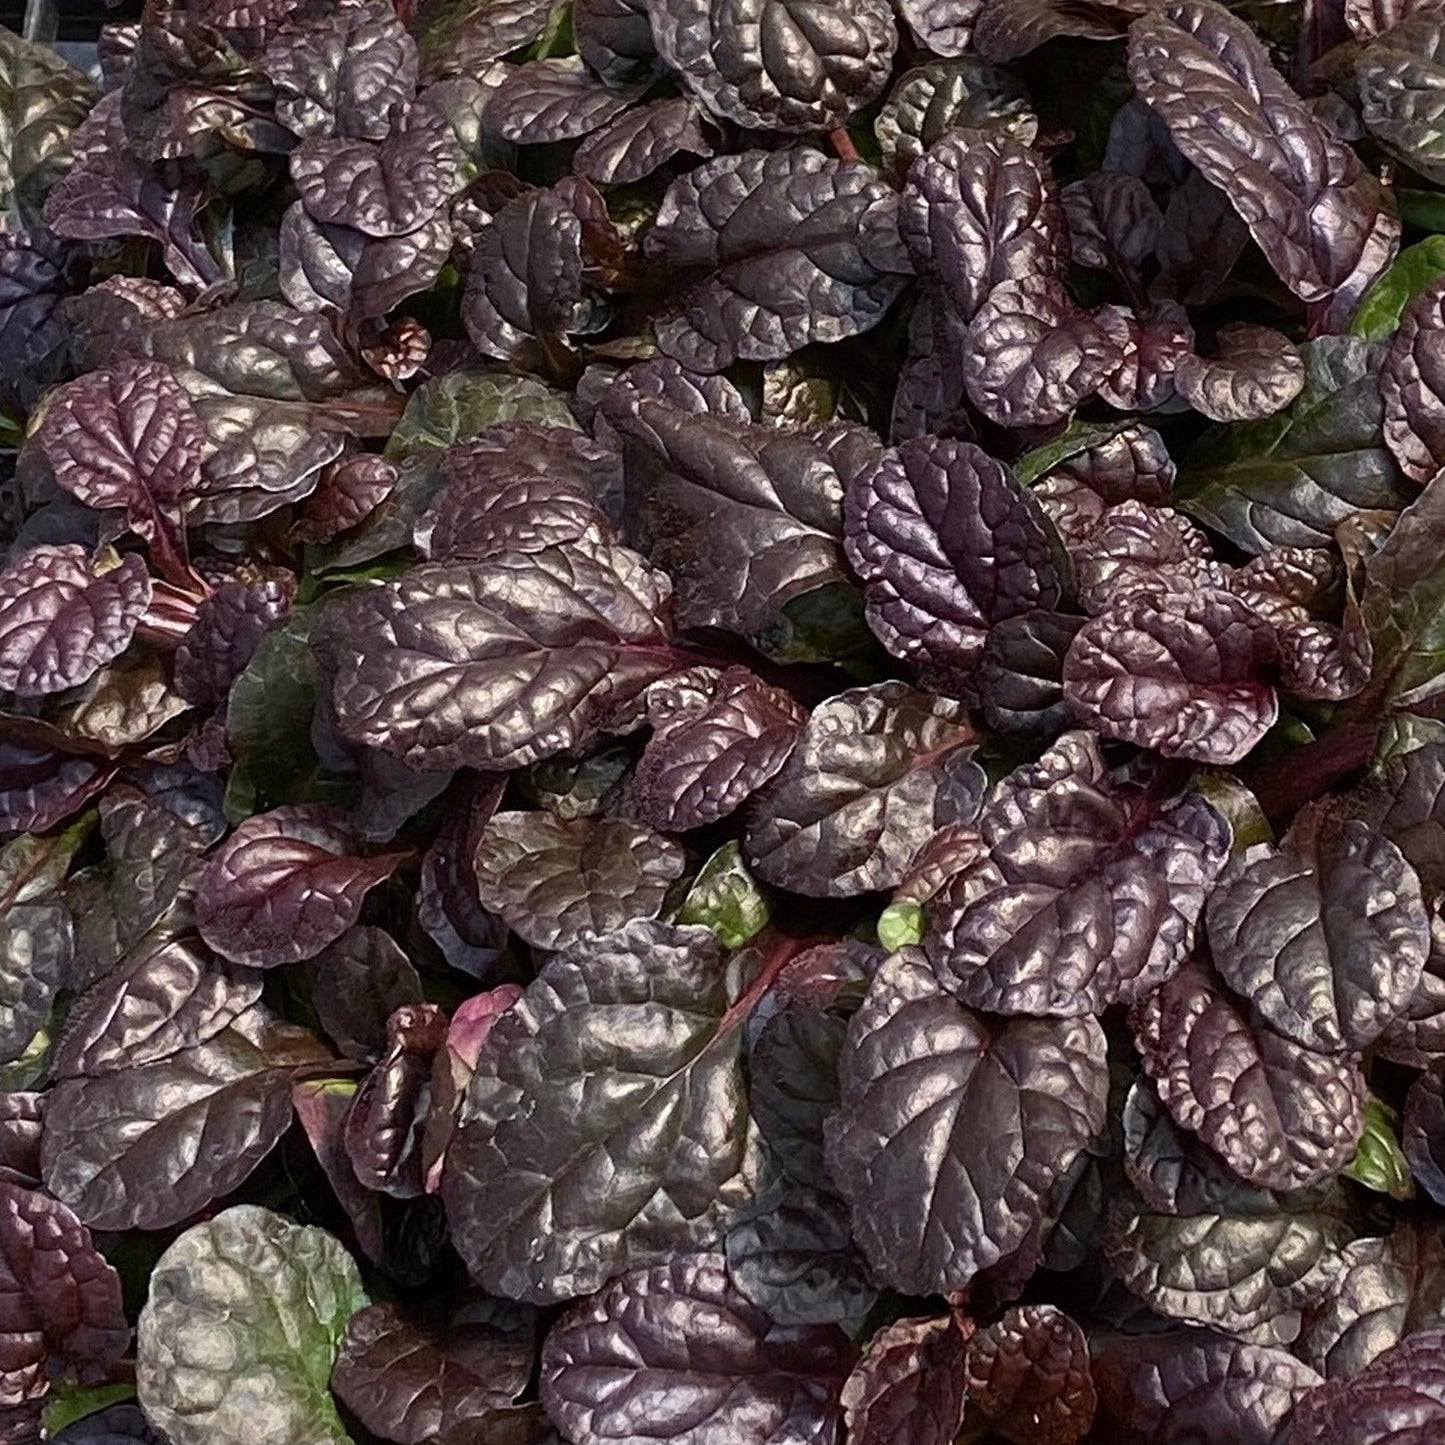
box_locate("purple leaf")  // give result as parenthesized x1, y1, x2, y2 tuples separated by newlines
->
(1357, 12, 1445, 185)
(601, 393, 880, 636)
(292, 107, 457, 238)
(926, 731, 1230, 1016)
(1093, 302, 1196, 413)
(1063, 586, 1279, 764)
(262, 0, 418, 140)
(1131, 961, 1367, 1191)
(1206, 810, 1430, 1052)
(540, 1253, 853, 1445)
(40, 1007, 324, 1230)
(0, 1180, 129, 1399)
(413, 0, 555, 82)
(0, 744, 114, 833)
(965, 1304, 1095, 1445)
(1381, 273, 1445, 484)
(824, 950, 1108, 1295)
(843, 435, 1063, 674)
(897, 0, 981, 55)
(485, 57, 645, 142)
(1090, 1329, 1322, 1444)
(195, 804, 404, 967)
(744, 683, 983, 897)
(650, 0, 897, 132)
(1069, 500, 1222, 615)
(573, 97, 714, 184)
(292, 453, 398, 544)
(440, 922, 756, 1302)
(472, 810, 687, 950)
(1127, 0, 1399, 329)
(899, 130, 1066, 325)
(646, 148, 907, 373)
(841, 1314, 969, 1445)
(0, 231, 68, 384)
(973, 0, 1139, 61)
(173, 576, 296, 706)
(307, 926, 423, 1063)
(0, 546, 151, 698)
(314, 543, 678, 771)
(974, 610, 1084, 739)
(1288, 1328, 1445, 1443)
(634, 666, 806, 831)
(332, 1300, 539, 1445)
(344, 1002, 448, 1198)
(962, 278, 1123, 428)
(1174, 325, 1306, 422)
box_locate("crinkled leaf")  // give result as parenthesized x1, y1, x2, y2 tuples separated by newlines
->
(35, 360, 204, 549)
(1174, 325, 1306, 423)
(0, 30, 95, 224)
(0, 745, 112, 835)
(472, 810, 685, 951)
(262, 0, 418, 141)
(307, 926, 423, 1063)
(876, 59, 1036, 179)
(965, 1304, 1095, 1445)
(1358, 13, 1445, 185)
(574, 97, 713, 185)
(0, 1180, 128, 1400)
(1298, 1223, 1445, 1378)
(1289, 1328, 1445, 1444)
(314, 543, 677, 771)
(174, 576, 295, 706)
(974, 0, 1140, 61)
(0, 231, 67, 383)
(1089, 1328, 1323, 1445)
(650, 0, 897, 132)
(1103, 1199, 1350, 1338)
(824, 950, 1108, 1295)
(292, 453, 398, 544)
(1131, 961, 1367, 1191)
(841, 1313, 969, 1445)
(926, 730, 1230, 1015)
(576, 0, 657, 83)
(55, 937, 260, 1080)
(962, 278, 1123, 428)
(196, 805, 403, 967)
(646, 148, 907, 374)
(635, 666, 805, 832)
(0, 546, 151, 699)
(843, 435, 1062, 674)
(1128, 0, 1399, 328)
(749, 1005, 845, 1193)
(136, 1205, 366, 1445)
(1380, 272, 1445, 484)
(1063, 587, 1278, 763)
(975, 610, 1084, 740)
(899, 130, 1066, 324)
(331, 1299, 538, 1445)
(41, 1009, 323, 1229)
(601, 392, 880, 636)
(723, 1181, 877, 1326)
(440, 921, 758, 1303)
(291, 109, 456, 238)
(486, 58, 644, 143)
(413, 0, 554, 82)
(1069, 501, 1220, 615)
(744, 683, 983, 898)
(540, 1253, 852, 1445)
(1205, 814, 1430, 1052)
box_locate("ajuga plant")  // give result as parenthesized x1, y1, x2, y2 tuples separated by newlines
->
(4, 0, 1445, 1438)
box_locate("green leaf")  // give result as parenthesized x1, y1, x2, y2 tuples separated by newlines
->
(750, 582, 888, 673)
(223, 606, 355, 820)
(383, 369, 577, 462)
(1343, 1095, 1414, 1200)
(1013, 418, 1134, 486)
(1400, 187, 1445, 232)
(136, 1205, 367, 1445)
(1177, 336, 1414, 552)
(1352, 236, 1445, 341)
(676, 841, 770, 949)
(876, 900, 924, 951)
(1361, 469, 1445, 708)
(0, 29, 95, 226)
(0, 811, 95, 909)
(43, 1383, 136, 1436)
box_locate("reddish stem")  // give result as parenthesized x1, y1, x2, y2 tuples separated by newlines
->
(829, 127, 861, 163)
(1240, 721, 1381, 824)
(719, 933, 827, 1034)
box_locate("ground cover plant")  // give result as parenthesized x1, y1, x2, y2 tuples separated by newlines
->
(3, 0, 1445, 1438)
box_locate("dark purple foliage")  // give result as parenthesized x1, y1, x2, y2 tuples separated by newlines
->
(4, 2, 1445, 1439)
